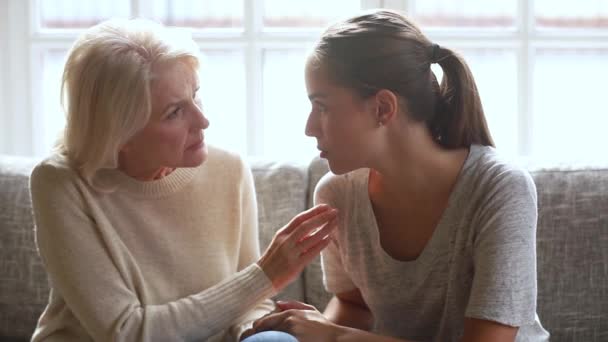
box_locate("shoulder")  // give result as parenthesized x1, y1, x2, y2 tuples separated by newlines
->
(30, 153, 81, 192)
(194, 146, 255, 198)
(29, 153, 89, 215)
(202, 145, 250, 180)
(205, 145, 247, 169)
(315, 168, 367, 204)
(467, 145, 536, 198)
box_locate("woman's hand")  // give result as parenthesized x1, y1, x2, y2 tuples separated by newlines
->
(252, 301, 343, 342)
(257, 204, 338, 291)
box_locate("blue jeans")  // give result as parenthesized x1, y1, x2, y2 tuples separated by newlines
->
(241, 331, 298, 342)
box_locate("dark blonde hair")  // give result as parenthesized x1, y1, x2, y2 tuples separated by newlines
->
(309, 10, 494, 148)
(58, 18, 200, 185)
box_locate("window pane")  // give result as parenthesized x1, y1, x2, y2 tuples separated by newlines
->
(263, 49, 316, 160)
(263, 0, 361, 28)
(149, 0, 243, 28)
(40, 0, 130, 29)
(199, 50, 247, 155)
(533, 49, 608, 163)
(39, 49, 68, 155)
(535, 0, 608, 29)
(413, 0, 516, 29)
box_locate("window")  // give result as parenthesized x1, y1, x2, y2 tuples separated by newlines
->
(404, 0, 608, 164)
(1, 0, 607, 165)
(1, 0, 370, 160)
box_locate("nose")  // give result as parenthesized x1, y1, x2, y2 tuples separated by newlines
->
(304, 112, 317, 137)
(193, 101, 210, 130)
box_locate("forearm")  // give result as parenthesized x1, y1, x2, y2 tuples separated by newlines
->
(324, 296, 373, 331)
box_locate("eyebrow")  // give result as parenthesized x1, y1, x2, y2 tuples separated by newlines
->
(162, 100, 185, 114)
(308, 92, 328, 101)
(161, 86, 200, 113)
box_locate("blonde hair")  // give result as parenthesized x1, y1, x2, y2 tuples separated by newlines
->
(57, 18, 201, 185)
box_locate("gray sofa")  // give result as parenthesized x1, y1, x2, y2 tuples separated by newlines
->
(1, 154, 606, 341)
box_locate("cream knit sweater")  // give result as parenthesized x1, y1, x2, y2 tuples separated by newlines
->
(30, 146, 275, 342)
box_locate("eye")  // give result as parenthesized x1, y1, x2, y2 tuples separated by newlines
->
(166, 107, 181, 120)
(313, 102, 327, 114)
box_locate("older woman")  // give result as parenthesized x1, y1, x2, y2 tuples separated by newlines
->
(29, 19, 337, 342)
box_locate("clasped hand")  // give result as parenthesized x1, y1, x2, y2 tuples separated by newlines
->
(242, 301, 341, 342)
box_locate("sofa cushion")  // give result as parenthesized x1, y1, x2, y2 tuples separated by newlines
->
(0, 155, 44, 340)
(249, 159, 309, 303)
(533, 167, 608, 341)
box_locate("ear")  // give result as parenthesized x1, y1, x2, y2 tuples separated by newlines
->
(374, 89, 398, 126)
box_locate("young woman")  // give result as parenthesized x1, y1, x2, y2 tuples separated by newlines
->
(29, 19, 335, 342)
(250, 10, 550, 342)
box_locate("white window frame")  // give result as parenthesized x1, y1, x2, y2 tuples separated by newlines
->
(1, 0, 383, 157)
(2, 0, 608, 159)
(396, 0, 608, 157)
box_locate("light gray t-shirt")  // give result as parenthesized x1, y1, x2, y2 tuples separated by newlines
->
(316, 145, 550, 342)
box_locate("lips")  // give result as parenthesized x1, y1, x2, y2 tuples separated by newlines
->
(317, 146, 328, 158)
(187, 138, 204, 150)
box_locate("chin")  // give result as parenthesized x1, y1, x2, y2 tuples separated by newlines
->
(327, 159, 354, 175)
(183, 145, 208, 167)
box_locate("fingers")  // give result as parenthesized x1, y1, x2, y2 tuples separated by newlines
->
(239, 328, 255, 341)
(299, 235, 332, 265)
(282, 204, 333, 235)
(258, 205, 338, 291)
(253, 311, 290, 332)
(291, 208, 338, 242)
(276, 300, 316, 311)
(297, 216, 337, 254)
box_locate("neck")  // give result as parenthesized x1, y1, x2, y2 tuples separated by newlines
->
(368, 124, 468, 201)
(118, 153, 175, 181)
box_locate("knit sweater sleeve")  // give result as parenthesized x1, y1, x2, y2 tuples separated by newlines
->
(30, 163, 276, 342)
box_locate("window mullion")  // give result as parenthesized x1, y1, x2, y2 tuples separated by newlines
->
(362, 0, 382, 9)
(6, 0, 33, 155)
(517, 0, 533, 158)
(131, 0, 140, 17)
(245, 0, 264, 156)
(380, 0, 408, 11)
(0, 1, 7, 153)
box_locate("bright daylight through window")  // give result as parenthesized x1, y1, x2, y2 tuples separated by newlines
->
(1, 0, 607, 165)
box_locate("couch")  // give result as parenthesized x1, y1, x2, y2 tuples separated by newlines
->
(1, 154, 606, 341)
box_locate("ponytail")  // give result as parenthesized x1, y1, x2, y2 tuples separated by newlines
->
(430, 46, 495, 148)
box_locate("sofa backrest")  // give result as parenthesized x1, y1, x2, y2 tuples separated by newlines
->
(306, 157, 608, 342)
(533, 168, 608, 341)
(0, 156, 45, 340)
(1, 154, 606, 341)
(249, 159, 310, 303)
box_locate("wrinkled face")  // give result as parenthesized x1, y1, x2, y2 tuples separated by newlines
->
(304, 62, 378, 174)
(121, 60, 209, 173)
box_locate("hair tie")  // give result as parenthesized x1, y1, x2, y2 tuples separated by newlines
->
(430, 43, 441, 64)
